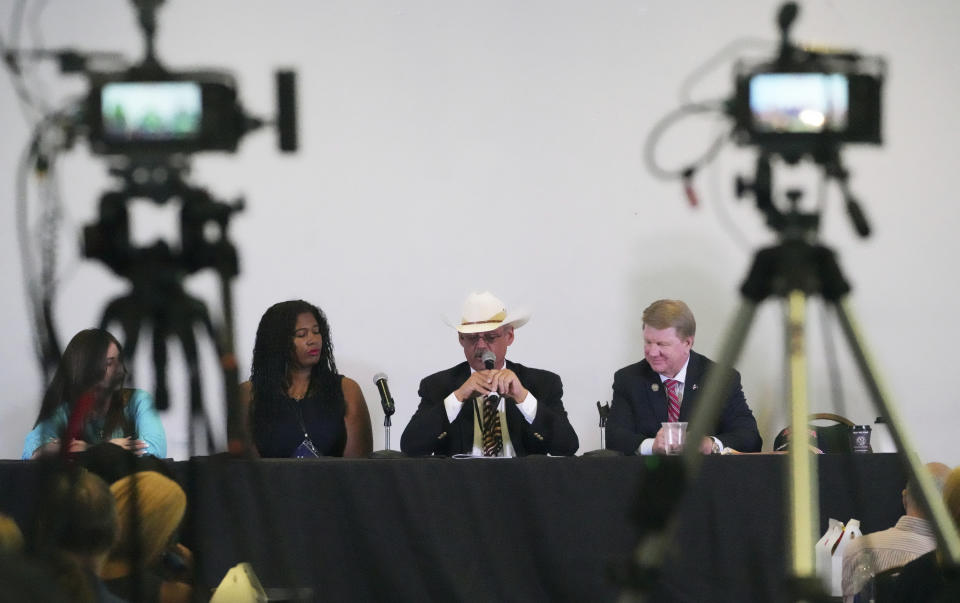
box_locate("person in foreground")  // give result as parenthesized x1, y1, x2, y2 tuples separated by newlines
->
(400, 291, 578, 457)
(874, 464, 960, 602)
(605, 299, 762, 455)
(22, 329, 166, 460)
(100, 471, 191, 603)
(842, 462, 951, 602)
(241, 300, 372, 458)
(34, 466, 128, 603)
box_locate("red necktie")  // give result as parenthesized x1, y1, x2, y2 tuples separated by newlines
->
(665, 379, 682, 423)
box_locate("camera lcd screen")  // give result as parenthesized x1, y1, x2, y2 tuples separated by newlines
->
(101, 81, 202, 141)
(749, 73, 849, 134)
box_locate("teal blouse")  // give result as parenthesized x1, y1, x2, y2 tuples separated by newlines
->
(21, 388, 167, 459)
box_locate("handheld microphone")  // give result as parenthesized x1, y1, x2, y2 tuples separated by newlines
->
(480, 350, 500, 403)
(372, 373, 395, 416)
(481, 350, 496, 371)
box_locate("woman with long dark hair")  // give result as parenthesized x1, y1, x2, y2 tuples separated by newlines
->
(22, 329, 166, 459)
(242, 300, 372, 457)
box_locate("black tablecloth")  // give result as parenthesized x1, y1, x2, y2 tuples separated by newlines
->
(0, 453, 907, 602)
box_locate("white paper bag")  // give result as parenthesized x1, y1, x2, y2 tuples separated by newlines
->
(815, 518, 845, 593)
(815, 518, 863, 596)
(831, 519, 862, 596)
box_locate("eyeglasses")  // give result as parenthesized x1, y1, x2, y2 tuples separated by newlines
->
(460, 332, 503, 346)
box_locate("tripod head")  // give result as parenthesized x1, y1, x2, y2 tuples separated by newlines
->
(83, 159, 241, 283)
(735, 148, 871, 245)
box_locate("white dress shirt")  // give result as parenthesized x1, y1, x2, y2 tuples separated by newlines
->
(441, 361, 538, 457)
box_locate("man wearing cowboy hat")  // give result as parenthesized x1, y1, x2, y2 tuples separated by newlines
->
(400, 291, 579, 457)
(606, 299, 762, 455)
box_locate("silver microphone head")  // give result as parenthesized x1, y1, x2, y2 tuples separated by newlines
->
(481, 350, 496, 370)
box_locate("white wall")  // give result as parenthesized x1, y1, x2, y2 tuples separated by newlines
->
(2, 1, 958, 465)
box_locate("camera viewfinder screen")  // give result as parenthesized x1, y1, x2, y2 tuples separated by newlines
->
(749, 73, 849, 134)
(101, 81, 202, 141)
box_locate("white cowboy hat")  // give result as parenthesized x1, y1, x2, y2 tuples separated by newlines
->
(447, 291, 530, 334)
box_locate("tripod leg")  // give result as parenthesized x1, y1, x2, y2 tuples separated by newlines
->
(832, 298, 960, 565)
(178, 323, 216, 456)
(100, 297, 142, 384)
(152, 324, 169, 411)
(216, 269, 247, 455)
(784, 292, 819, 583)
(683, 300, 759, 472)
(685, 293, 824, 593)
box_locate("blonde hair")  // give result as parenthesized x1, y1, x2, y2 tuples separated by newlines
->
(108, 471, 186, 567)
(642, 299, 696, 340)
(945, 465, 960, 527)
(0, 513, 24, 554)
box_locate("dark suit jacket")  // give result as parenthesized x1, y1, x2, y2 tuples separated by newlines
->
(605, 350, 762, 454)
(400, 360, 579, 457)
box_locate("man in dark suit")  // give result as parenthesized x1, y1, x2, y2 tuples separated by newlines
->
(400, 291, 579, 457)
(606, 299, 762, 455)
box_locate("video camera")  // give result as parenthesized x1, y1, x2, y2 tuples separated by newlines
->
(729, 4, 885, 161)
(731, 54, 884, 158)
(83, 65, 297, 156)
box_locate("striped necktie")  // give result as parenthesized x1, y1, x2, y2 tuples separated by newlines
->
(481, 396, 503, 457)
(665, 379, 682, 423)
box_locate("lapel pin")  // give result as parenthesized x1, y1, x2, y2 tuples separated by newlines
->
(651, 384, 659, 392)
(692, 384, 698, 390)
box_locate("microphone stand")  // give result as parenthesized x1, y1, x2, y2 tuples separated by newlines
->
(383, 413, 393, 452)
(598, 401, 610, 450)
(370, 384, 404, 459)
(582, 401, 620, 457)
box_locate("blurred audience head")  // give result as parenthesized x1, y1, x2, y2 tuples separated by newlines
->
(107, 471, 186, 569)
(0, 513, 24, 554)
(32, 465, 118, 603)
(904, 462, 952, 517)
(35, 466, 117, 562)
(944, 465, 960, 527)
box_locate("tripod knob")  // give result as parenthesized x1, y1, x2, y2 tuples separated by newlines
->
(786, 188, 804, 210)
(734, 175, 752, 199)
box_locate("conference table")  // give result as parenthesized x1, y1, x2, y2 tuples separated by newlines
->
(0, 453, 907, 602)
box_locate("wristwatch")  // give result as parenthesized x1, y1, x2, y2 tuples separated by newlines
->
(711, 439, 722, 455)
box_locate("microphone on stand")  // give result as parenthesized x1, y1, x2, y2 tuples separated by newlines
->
(373, 373, 395, 416)
(370, 373, 404, 458)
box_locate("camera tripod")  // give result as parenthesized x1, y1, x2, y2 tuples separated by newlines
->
(626, 153, 960, 602)
(85, 159, 246, 456)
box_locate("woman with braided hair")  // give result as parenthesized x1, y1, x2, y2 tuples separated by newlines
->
(241, 300, 372, 458)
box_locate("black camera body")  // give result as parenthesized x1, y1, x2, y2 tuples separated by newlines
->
(731, 51, 885, 159)
(84, 67, 249, 156)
